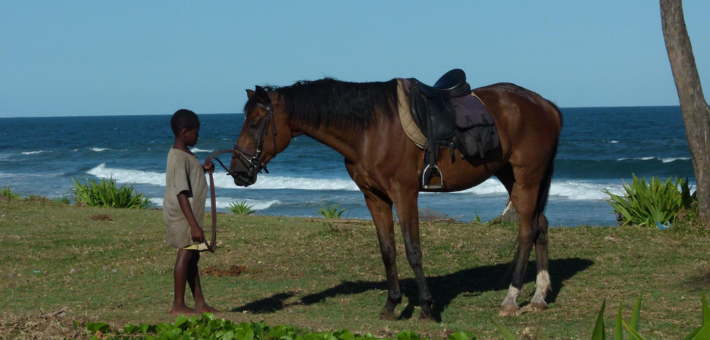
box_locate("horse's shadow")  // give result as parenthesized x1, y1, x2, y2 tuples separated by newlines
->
(231, 257, 593, 321)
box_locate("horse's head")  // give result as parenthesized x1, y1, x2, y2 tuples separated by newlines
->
(229, 86, 292, 187)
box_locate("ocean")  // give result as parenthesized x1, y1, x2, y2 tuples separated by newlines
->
(0, 106, 695, 226)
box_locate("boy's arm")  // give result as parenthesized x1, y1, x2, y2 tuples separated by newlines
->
(177, 191, 205, 243)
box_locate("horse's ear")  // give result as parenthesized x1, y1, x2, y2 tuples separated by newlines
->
(255, 86, 271, 104)
(246, 89, 255, 99)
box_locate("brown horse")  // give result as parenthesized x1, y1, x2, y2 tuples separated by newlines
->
(228, 77, 562, 320)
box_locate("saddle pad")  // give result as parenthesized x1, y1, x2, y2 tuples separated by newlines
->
(397, 79, 426, 149)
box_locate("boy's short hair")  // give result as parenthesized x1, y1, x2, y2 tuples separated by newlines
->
(171, 109, 200, 136)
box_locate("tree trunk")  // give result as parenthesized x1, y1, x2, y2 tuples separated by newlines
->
(660, 0, 710, 229)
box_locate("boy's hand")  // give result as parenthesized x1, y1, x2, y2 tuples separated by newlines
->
(203, 160, 215, 174)
(190, 225, 205, 243)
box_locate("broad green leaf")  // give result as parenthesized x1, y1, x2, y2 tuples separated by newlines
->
(591, 299, 606, 340)
(447, 331, 471, 340)
(86, 322, 110, 333)
(691, 322, 710, 339)
(490, 318, 517, 340)
(124, 323, 141, 334)
(621, 320, 648, 340)
(614, 302, 623, 340)
(338, 331, 355, 340)
(630, 293, 642, 332)
(174, 315, 188, 328)
(682, 327, 701, 340)
(703, 292, 710, 326)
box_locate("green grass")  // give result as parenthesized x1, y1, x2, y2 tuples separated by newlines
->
(1, 199, 709, 339)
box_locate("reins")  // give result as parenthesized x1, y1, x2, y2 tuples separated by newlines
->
(201, 102, 277, 252)
(202, 148, 237, 253)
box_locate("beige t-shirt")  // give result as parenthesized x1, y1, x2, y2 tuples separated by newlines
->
(163, 148, 207, 248)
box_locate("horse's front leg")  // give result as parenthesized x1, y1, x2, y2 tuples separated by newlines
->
(363, 191, 401, 320)
(392, 190, 434, 321)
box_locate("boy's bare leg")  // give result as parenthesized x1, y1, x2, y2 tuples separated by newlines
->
(187, 251, 220, 313)
(170, 249, 198, 315)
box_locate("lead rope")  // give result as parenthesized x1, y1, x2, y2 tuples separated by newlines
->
(203, 149, 236, 252)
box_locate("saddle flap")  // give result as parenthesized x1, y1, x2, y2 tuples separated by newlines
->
(454, 95, 493, 129)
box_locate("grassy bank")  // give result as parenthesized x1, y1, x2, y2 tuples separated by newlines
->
(0, 199, 708, 339)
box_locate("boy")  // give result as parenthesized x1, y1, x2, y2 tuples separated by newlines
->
(163, 109, 218, 315)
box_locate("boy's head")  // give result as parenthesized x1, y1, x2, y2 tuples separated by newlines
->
(171, 109, 200, 147)
(171, 109, 200, 136)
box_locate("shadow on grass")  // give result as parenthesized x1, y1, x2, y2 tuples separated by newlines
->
(231, 257, 593, 321)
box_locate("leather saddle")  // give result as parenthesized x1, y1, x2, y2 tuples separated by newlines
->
(406, 69, 472, 190)
(408, 69, 471, 143)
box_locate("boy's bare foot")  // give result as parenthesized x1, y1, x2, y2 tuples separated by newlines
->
(170, 304, 198, 315)
(195, 303, 220, 313)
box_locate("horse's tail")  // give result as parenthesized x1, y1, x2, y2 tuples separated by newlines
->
(533, 100, 562, 223)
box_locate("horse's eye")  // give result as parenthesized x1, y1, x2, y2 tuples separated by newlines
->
(249, 119, 261, 128)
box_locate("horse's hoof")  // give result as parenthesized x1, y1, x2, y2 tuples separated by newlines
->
(379, 311, 397, 321)
(419, 313, 436, 322)
(498, 305, 518, 316)
(531, 301, 548, 311)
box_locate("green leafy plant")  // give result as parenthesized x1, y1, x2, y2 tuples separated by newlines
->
(228, 200, 256, 215)
(76, 313, 479, 340)
(71, 177, 150, 209)
(604, 174, 696, 227)
(318, 204, 346, 219)
(591, 292, 710, 339)
(1, 183, 20, 200)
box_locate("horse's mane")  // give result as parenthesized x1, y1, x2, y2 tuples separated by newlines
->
(244, 78, 398, 130)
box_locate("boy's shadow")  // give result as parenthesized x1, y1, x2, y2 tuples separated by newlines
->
(231, 257, 593, 321)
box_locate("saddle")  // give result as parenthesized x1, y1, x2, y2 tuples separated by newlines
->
(405, 69, 500, 190)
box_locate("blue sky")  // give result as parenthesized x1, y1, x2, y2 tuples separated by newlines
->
(1, 1, 708, 118)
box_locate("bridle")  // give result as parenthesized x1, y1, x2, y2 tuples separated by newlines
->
(230, 102, 277, 176)
(206, 101, 278, 178)
(201, 102, 278, 252)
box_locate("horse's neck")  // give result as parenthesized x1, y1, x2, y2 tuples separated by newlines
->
(295, 122, 360, 162)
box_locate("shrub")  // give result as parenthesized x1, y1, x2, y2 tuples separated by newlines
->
(71, 177, 150, 209)
(1, 183, 20, 200)
(228, 200, 256, 215)
(604, 174, 695, 227)
(318, 204, 346, 219)
(591, 292, 710, 339)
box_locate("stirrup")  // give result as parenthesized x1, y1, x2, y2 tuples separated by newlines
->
(421, 163, 444, 190)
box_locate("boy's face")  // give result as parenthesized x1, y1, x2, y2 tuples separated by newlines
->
(182, 127, 199, 147)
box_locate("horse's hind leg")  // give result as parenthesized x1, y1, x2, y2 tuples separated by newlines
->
(499, 180, 540, 316)
(363, 191, 402, 320)
(530, 213, 551, 310)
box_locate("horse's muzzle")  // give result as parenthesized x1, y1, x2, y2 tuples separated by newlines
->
(232, 171, 257, 187)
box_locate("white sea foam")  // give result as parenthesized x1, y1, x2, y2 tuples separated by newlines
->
(609, 140, 619, 144)
(661, 157, 691, 163)
(21, 150, 50, 155)
(616, 157, 690, 163)
(88, 164, 624, 201)
(189, 147, 214, 153)
(91, 148, 111, 152)
(211, 174, 360, 191)
(150, 197, 280, 211)
(452, 178, 622, 201)
(88, 164, 165, 186)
